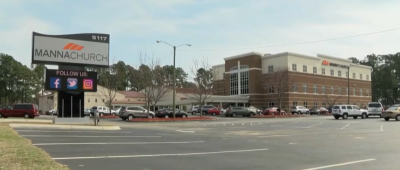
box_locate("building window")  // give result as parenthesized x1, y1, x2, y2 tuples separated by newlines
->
(303, 65, 307, 73)
(268, 85, 275, 93)
(314, 102, 318, 108)
(359, 74, 363, 80)
(268, 65, 273, 73)
(102, 99, 105, 103)
(353, 73, 356, 79)
(330, 69, 334, 76)
(313, 67, 317, 74)
(268, 102, 274, 107)
(292, 64, 297, 71)
(303, 84, 307, 93)
(240, 71, 249, 95)
(322, 103, 326, 107)
(331, 86, 334, 94)
(346, 72, 349, 78)
(366, 89, 369, 96)
(338, 71, 341, 77)
(353, 88, 356, 96)
(230, 72, 238, 95)
(293, 101, 298, 106)
(303, 102, 308, 108)
(95, 98, 97, 103)
(366, 75, 369, 81)
(313, 84, 317, 93)
(292, 83, 297, 92)
(321, 68, 325, 75)
(322, 85, 325, 94)
(88, 98, 90, 102)
(360, 89, 363, 96)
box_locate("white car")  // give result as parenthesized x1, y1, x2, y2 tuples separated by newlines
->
(332, 105, 368, 119)
(367, 102, 383, 117)
(291, 106, 310, 114)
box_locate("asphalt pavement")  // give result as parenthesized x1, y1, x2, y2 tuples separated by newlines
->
(13, 115, 400, 170)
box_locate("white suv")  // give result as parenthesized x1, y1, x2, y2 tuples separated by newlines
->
(291, 106, 310, 114)
(367, 102, 383, 117)
(332, 105, 368, 119)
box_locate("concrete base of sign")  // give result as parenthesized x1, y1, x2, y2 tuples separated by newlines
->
(53, 117, 90, 125)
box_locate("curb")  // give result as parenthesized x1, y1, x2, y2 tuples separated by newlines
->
(0, 119, 52, 123)
(8, 123, 121, 130)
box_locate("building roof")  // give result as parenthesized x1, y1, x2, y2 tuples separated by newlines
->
(118, 91, 145, 98)
(223, 52, 264, 61)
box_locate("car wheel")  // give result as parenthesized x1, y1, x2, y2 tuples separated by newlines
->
(149, 114, 154, 118)
(165, 115, 169, 118)
(306, 111, 310, 115)
(298, 111, 302, 115)
(192, 111, 196, 115)
(212, 112, 216, 116)
(342, 113, 348, 119)
(202, 111, 207, 115)
(353, 116, 358, 119)
(182, 114, 188, 118)
(361, 113, 367, 119)
(334, 116, 340, 119)
(232, 113, 237, 117)
(100, 113, 104, 116)
(128, 114, 134, 120)
(384, 118, 390, 121)
(396, 115, 400, 121)
(24, 113, 29, 119)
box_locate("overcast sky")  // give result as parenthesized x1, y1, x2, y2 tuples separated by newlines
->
(1, 0, 400, 77)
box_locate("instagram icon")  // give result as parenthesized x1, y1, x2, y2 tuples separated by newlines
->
(83, 79, 93, 90)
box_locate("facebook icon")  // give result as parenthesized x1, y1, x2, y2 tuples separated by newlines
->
(50, 77, 61, 89)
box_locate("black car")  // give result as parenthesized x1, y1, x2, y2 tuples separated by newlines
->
(156, 108, 188, 118)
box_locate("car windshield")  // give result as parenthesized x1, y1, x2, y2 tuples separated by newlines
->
(368, 103, 381, 108)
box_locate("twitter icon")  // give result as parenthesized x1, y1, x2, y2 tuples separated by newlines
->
(67, 78, 78, 89)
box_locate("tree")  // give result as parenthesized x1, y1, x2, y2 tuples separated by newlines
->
(97, 64, 118, 115)
(133, 52, 170, 117)
(320, 88, 343, 108)
(262, 67, 293, 112)
(184, 57, 215, 117)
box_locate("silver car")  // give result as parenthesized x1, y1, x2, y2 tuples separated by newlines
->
(291, 106, 310, 114)
(225, 107, 257, 117)
(119, 106, 155, 121)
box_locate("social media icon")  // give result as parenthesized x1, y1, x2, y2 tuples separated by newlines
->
(67, 78, 78, 89)
(50, 77, 61, 89)
(83, 79, 93, 90)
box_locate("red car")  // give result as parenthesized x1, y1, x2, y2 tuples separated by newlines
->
(207, 107, 221, 116)
(263, 107, 286, 115)
(0, 103, 39, 119)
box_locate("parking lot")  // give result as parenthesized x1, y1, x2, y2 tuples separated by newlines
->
(14, 116, 400, 170)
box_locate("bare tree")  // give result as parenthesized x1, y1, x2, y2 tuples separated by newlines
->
(97, 61, 118, 116)
(320, 88, 343, 108)
(184, 57, 216, 117)
(134, 51, 170, 117)
(262, 67, 293, 112)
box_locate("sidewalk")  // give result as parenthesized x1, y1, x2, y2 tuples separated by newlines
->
(0, 119, 52, 123)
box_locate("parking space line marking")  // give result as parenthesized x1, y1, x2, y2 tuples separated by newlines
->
(303, 158, 376, 170)
(176, 130, 195, 133)
(305, 123, 322, 128)
(16, 130, 131, 133)
(52, 148, 269, 160)
(21, 135, 161, 138)
(33, 141, 204, 146)
(380, 125, 383, 131)
(340, 124, 350, 130)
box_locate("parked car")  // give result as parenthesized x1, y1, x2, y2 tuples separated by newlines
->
(90, 106, 111, 116)
(46, 109, 57, 115)
(331, 105, 368, 119)
(309, 107, 329, 115)
(291, 106, 310, 114)
(111, 107, 122, 115)
(196, 105, 215, 115)
(207, 107, 221, 116)
(263, 107, 286, 115)
(84, 108, 91, 116)
(156, 108, 188, 118)
(225, 107, 257, 117)
(0, 103, 40, 119)
(119, 106, 155, 120)
(382, 106, 400, 121)
(367, 102, 384, 117)
(190, 106, 199, 115)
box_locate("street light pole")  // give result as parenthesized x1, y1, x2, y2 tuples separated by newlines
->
(348, 66, 350, 104)
(156, 41, 191, 118)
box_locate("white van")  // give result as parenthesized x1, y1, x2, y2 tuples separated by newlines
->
(332, 105, 368, 119)
(367, 102, 384, 117)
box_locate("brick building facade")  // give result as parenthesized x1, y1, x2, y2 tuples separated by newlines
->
(212, 52, 372, 110)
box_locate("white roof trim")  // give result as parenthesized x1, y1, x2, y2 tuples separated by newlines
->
(350, 63, 372, 69)
(224, 52, 264, 61)
(262, 52, 319, 60)
(317, 54, 352, 62)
